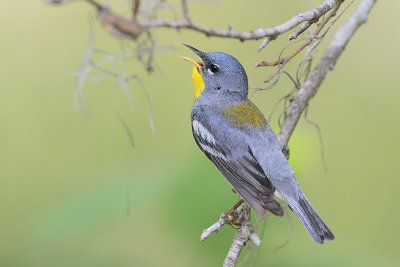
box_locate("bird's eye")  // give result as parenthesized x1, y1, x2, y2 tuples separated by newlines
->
(209, 64, 219, 73)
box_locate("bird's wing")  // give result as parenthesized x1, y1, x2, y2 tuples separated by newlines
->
(192, 119, 283, 216)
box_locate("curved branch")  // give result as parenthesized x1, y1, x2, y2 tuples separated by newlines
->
(278, 0, 376, 149)
(49, 0, 342, 44)
(144, 0, 341, 42)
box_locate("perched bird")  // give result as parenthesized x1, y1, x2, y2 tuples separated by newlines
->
(181, 44, 334, 244)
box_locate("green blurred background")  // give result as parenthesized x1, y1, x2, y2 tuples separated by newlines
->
(1, 1, 398, 266)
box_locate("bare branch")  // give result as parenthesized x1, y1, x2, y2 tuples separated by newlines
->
(289, 21, 314, 40)
(278, 0, 376, 149)
(98, 8, 144, 39)
(288, 0, 343, 42)
(256, 0, 345, 85)
(201, 199, 245, 241)
(223, 204, 260, 267)
(49, 0, 342, 44)
(257, 36, 272, 52)
(201, 202, 260, 266)
(200, 213, 228, 241)
(143, 0, 341, 42)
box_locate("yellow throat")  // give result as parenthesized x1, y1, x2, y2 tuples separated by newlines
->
(179, 56, 205, 99)
(192, 66, 205, 99)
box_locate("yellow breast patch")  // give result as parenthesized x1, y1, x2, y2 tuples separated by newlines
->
(222, 102, 267, 128)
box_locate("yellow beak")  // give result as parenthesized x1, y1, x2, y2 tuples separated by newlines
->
(178, 55, 204, 70)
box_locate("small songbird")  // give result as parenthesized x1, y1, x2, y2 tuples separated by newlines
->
(181, 44, 334, 244)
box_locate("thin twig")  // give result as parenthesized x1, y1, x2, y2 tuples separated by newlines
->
(200, 213, 228, 241)
(256, 0, 344, 86)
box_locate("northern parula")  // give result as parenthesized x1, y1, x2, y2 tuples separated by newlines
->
(182, 44, 334, 244)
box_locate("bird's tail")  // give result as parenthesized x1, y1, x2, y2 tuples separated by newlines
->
(289, 195, 334, 244)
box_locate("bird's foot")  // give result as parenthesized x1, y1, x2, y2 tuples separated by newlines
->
(225, 199, 245, 229)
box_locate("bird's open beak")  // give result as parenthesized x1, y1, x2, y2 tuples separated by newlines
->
(183, 44, 205, 59)
(178, 44, 205, 70)
(178, 55, 203, 69)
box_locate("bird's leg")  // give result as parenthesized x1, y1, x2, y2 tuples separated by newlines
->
(200, 201, 254, 241)
(226, 199, 245, 229)
(232, 199, 245, 210)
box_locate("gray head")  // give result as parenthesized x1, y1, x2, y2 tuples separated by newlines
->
(184, 44, 249, 99)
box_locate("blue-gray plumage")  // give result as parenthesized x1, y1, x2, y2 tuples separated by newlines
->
(185, 44, 334, 244)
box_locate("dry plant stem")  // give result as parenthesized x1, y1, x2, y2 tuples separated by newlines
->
(223, 204, 258, 267)
(201, 203, 261, 266)
(74, 0, 341, 43)
(200, 213, 228, 241)
(97, 8, 144, 39)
